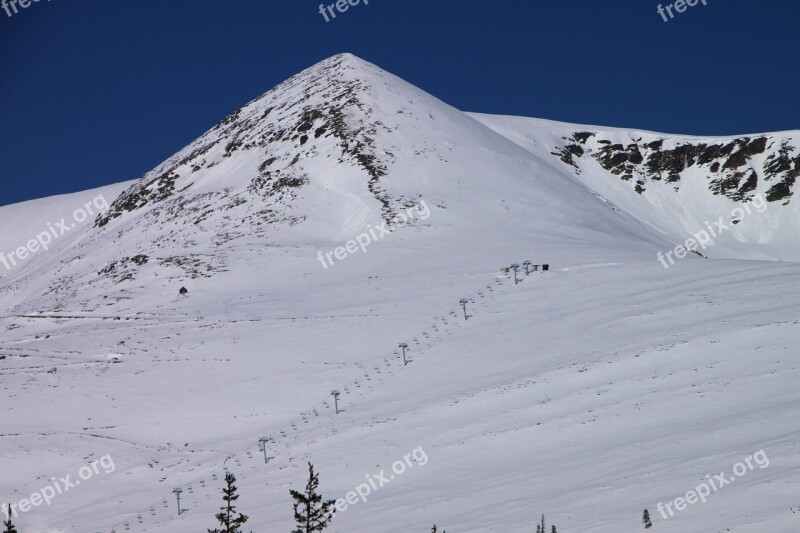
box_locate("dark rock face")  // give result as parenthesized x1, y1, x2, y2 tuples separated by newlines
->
(552, 132, 798, 204)
(763, 141, 800, 202)
(97, 255, 150, 283)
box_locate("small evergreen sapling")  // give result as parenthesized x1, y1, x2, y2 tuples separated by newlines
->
(536, 513, 559, 533)
(290, 462, 335, 533)
(643, 508, 653, 529)
(208, 472, 249, 533)
(3, 505, 17, 533)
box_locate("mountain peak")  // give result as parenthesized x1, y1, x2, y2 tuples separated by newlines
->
(94, 53, 390, 229)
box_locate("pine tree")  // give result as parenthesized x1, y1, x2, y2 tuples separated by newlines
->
(3, 504, 17, 533)
(643, 508, 653, 529)
(536, 513, 559, 533)
(3, 505, 18, 533)
(290, 462, 335, 533)
(208, 472, 249, 533)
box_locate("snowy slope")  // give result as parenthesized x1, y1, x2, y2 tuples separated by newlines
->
(1, 54, 798, 533)
(0, 182, 133, 279)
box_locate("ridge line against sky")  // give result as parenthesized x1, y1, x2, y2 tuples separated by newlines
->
(1, 0, 798, 207)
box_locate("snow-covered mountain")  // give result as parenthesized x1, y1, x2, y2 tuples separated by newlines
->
(1, 54, 798, 533)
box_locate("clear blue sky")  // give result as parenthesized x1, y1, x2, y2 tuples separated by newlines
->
(1, 0, 798, 207)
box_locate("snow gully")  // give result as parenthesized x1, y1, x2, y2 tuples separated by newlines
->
(316, 199, 431, 270)
(656, 194, 767, 269)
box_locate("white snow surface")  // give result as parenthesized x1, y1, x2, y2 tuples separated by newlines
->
(0, 54, 798, 533)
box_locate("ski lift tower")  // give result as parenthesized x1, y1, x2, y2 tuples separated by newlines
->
(459, 298, 470, 320)
(173, 487, 183, 515)
(523, 261, 532, 275)
(399, 342, 409, 365)
(258, 436, 273, 464)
